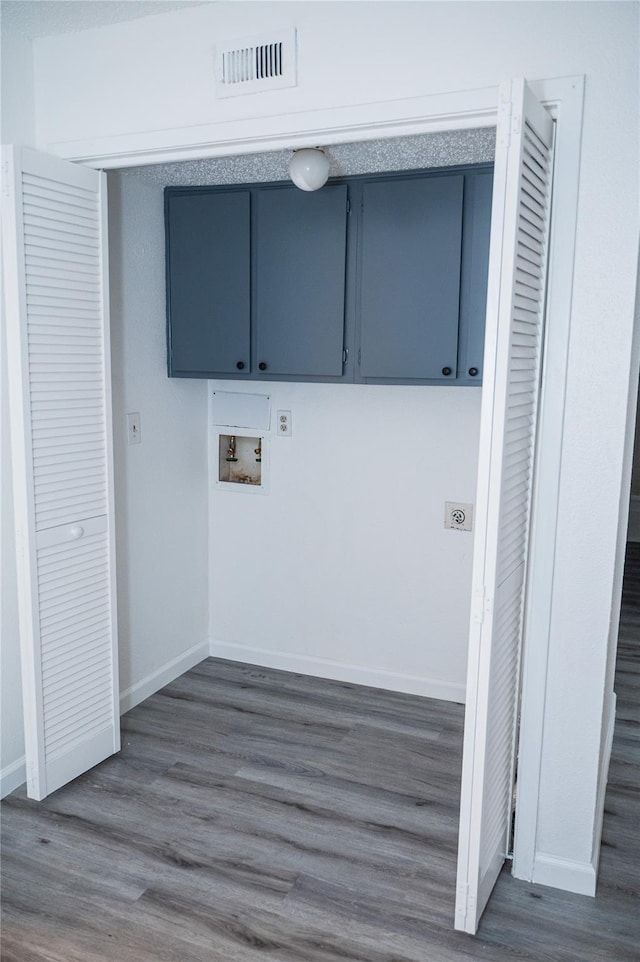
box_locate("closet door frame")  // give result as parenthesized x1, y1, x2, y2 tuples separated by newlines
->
(18, 75, 584, 890)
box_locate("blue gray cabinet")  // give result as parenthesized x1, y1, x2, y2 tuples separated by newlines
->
(165, 165, 493, 383)
(166, 190, 250, 377)
(254, 185, 348, 376)
(457, 168, 493, 383)
(358, 175, 464, 381)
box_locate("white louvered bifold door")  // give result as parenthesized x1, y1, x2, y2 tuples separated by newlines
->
(3, 147, 119, 801)
(454, 80, 554, 934)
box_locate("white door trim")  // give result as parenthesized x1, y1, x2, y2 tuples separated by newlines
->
(512, 75, 585, 882)
(48, 84, 500, 168)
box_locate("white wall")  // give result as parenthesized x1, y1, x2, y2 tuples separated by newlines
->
(1, 26, 35, 796)
(210, 382, 480, 701)
(6, 0, 640, 893)
(1, 28, 35, 147)
(108, 171, 210, 711)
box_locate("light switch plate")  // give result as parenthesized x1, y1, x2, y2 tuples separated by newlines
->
(127, 412, 141, 445)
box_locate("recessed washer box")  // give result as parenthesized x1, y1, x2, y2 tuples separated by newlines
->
(215, 429, 269, 495)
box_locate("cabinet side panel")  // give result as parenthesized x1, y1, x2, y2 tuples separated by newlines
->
(167, 191, 250, 376)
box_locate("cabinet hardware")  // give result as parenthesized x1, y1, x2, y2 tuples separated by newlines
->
(442, 367, 452, 376)
(258, 362, 267, 371)
(236, 361, 245, 370)
(469, 367, 478, 377)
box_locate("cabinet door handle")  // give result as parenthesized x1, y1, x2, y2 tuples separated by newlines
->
(442, 367, 452, 376)
(468, 367, 479, 377)
(236, 361, 245, 370)
(258, 362, 267, 371)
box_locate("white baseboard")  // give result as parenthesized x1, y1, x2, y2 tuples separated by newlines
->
(628, 495, 640, 542)
(1, 755, 26, 799)
(119, 639, 210, 715)
(208, 639, 466, 703)
(532, 852, 597, 897)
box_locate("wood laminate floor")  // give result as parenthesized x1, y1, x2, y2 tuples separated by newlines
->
(2, 550, 639, 961)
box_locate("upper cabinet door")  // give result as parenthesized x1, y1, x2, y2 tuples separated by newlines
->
(457, 168, 494, 382)
(254, 185, 348, 377)
(167, 190, 250, 376)
(358, 174, 464, 380)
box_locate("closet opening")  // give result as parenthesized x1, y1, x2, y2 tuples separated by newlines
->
(5, 76, 586, 939)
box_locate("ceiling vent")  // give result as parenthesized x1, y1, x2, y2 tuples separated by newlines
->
(216, 28, 297, 98)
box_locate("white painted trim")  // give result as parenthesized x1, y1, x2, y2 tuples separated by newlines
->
(100, 168, 121, 755)
(209, 640, 466, 704)
(592, 692, 617, 876)
(1, 756, 26, 799)
(532, 852, 596, 897)
(118, 640, 209, 715)
(35, 72, 584, 893)
(2, 145, 46, 797)
(48, 85, 499, 168)
(627, 495, 640, 542)
(512, 75, 586, 884)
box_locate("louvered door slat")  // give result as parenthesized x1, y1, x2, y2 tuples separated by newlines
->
(23, 171, 97, 202)
(39, 567, 109, 603)
(44, 704, 114, 757)
(456, 80, 554, 934)
(35, 463, 105, 487)
(3, 146, 119, 801)
(26, 260, 100, 282)
(24, 230, 100, 256)
(41, 621, 112, 660)
(26, 249, 99, 270)
(43, 639, 112, 675)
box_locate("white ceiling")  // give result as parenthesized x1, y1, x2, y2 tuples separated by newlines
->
(1, 0, 208, 40)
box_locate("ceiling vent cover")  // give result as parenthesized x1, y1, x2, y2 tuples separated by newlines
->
(216, 28, 297, 98)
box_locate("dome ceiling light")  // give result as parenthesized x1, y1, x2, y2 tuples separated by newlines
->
(289, 148, 330, 191)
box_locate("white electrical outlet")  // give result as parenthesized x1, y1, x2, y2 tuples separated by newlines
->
(127, 412, 141, 445)
(276, 410, 292, 436)
(445, 501, 473, 531)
